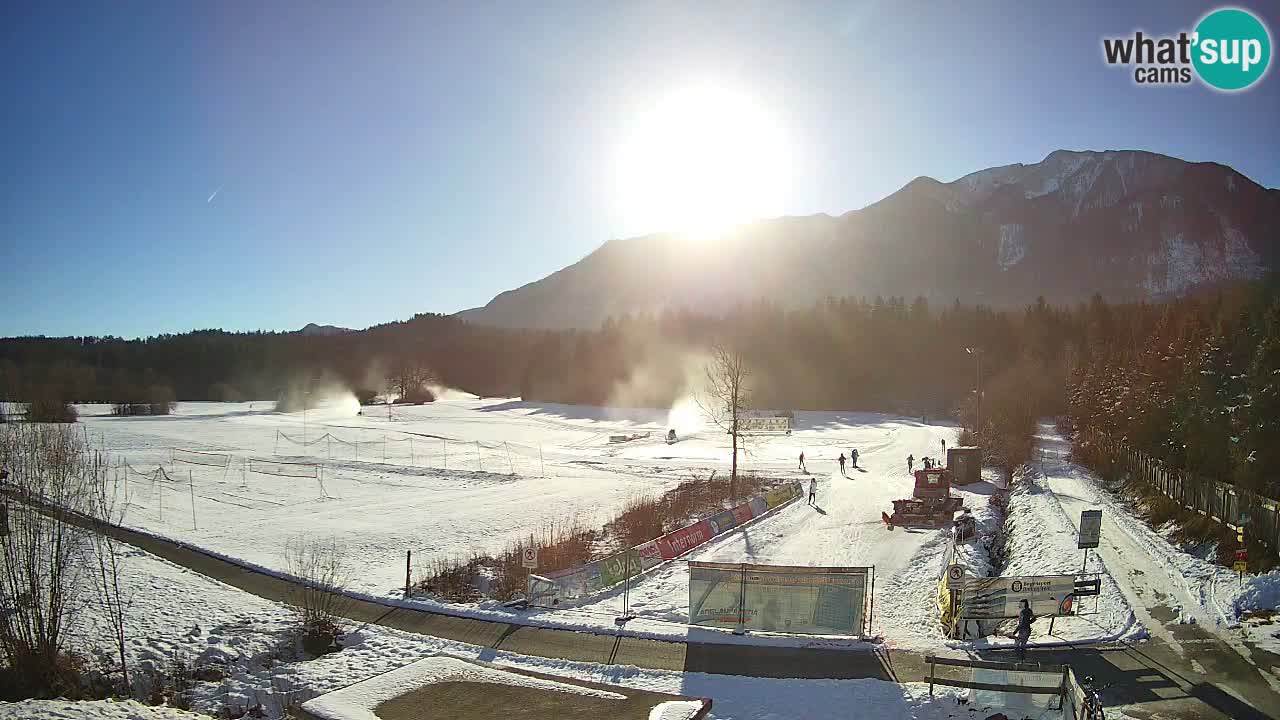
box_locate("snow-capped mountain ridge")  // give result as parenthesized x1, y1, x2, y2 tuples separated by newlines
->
(459, 150, 1279, 330)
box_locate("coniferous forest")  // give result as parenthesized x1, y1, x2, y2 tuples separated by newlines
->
(3, 279, 1280, 497)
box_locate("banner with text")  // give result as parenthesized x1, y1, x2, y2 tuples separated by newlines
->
(689, 562, 872, 636)
(961, 575, 1077, 619)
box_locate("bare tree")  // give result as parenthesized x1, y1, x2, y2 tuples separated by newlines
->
(282, 536, 353, 655)
(87, 474, 132, 695)
(697, 342, 752, 498)
(386, 356, 435, 403)
(0, 424, 97, 696)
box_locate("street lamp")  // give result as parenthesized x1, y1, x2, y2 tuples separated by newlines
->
(303, 389, 312, 444)
(965, 347, 982, 438)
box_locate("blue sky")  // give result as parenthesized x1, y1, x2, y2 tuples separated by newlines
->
(3, 0, 1277, 338)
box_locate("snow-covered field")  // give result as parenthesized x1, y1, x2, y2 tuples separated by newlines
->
(78, 400, 1280, 656)
(81, 399, 993, 648)
(27, 540, 1030, 720)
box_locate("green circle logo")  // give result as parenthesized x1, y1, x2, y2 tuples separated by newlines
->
(1192, 8, 1272, 91)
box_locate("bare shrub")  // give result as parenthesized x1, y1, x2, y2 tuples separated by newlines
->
(418, 518, 598, 602)
(281, 537, 352, 655)
(0, 424, 102, 697)
(24, 385, 77, 423)
(419, 473, 781, 602)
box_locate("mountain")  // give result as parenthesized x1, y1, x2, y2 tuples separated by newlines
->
(459, 150, 1280, 329)
(297, 323, 352, 336)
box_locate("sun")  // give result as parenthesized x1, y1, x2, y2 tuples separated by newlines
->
(615, 82, 792, 238)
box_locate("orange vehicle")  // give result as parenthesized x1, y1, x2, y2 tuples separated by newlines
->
(881, 468, 964, 529)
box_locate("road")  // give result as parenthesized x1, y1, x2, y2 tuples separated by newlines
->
(1025, 423, 1280, 719)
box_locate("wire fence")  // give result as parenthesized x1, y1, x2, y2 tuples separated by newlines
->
(273, 429, 548, 476)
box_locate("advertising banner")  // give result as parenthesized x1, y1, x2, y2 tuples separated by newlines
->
(528, 483, 800, 607)
(597, 548, 641, 587)
(740, 417, 791, 432)
(690, 562, 871, 636)
(656, 520, 713, 559)
(688, 562, 745, 627)
(962, 575, 1077, 619)
(636, 540, 664, 571)
(764, 485, 797, 509)
(708, 510, 738, 535)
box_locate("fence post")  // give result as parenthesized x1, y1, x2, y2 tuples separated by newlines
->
(505, 442, 515, 475)
(476, 441, 483, 472)
(405, 549, 412, 598)
(188, 469, 197, 530)
(539, 445, 546, 477)
(929, 656, 935, 696)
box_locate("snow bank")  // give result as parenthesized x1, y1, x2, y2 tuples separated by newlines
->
(301, 656, 624, 720)
(0, 699, 206, 720)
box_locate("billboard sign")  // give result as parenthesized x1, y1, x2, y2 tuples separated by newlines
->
(690, 562, 871, 636)
(1078, 510, 1102, 549)
(739, 417, 791, 433)
(962, 575, 1077, 619)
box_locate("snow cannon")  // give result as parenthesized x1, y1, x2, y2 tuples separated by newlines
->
(881, 467, 964, 530)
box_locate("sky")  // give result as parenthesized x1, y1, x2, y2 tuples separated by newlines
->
(2, 0, 1278, 338)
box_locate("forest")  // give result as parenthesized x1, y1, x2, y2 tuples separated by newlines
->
(3, 280, 1279, 496)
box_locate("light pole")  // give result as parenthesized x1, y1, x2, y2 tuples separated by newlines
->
(303, 389, 312, 444)
(965, 347, 981, 438)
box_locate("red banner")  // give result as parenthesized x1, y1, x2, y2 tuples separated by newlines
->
(732, 502, 755, 525)
(656, 520, 713, 560)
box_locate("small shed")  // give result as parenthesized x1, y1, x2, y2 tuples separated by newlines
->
(947, 446, 982, 485)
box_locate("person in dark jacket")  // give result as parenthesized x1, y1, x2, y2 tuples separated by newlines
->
(838, 453, 846, 476)
(1015, 599, 1035, 660)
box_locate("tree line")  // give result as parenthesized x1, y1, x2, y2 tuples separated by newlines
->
(1065, 280, 1280, 499)
(6, 283, 1279, 489)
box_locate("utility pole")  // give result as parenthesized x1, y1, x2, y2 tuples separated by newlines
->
(966, 347, 982, 437)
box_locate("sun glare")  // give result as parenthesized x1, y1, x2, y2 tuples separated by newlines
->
(616, 83, 791, 239)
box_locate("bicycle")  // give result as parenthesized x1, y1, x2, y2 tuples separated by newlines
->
(1078, 675, 1106, 720)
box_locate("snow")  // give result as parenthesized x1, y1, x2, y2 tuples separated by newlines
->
(981, 454, 1141, 648)
(79, 402, 1004, 650)
(1027, 423, 1280, 659)
(997, 223, 1026, 270)
(650, 700, 707, 720)
(0, 700, 206, 720)
(301, 656, 625, 720)
(56, 533, 1041, 720)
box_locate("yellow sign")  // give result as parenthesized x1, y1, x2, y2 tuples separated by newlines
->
(1234, 560, 1248, 573)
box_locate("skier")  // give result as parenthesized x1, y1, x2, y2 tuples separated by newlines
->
(907, 454, 914, 473)
(941, 438, 947, 456)
(808, 477, 818, 506)
(851, 448, 859, 468)
(838, 453, 846, 476)
(1014, 599, 1035, 661)
(799, 452, 807, 473)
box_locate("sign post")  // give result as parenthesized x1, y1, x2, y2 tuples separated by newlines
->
(1236, 515, 1248, 587)
(947, 564, 966, 631)
(1078, 510, 1102, 572)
